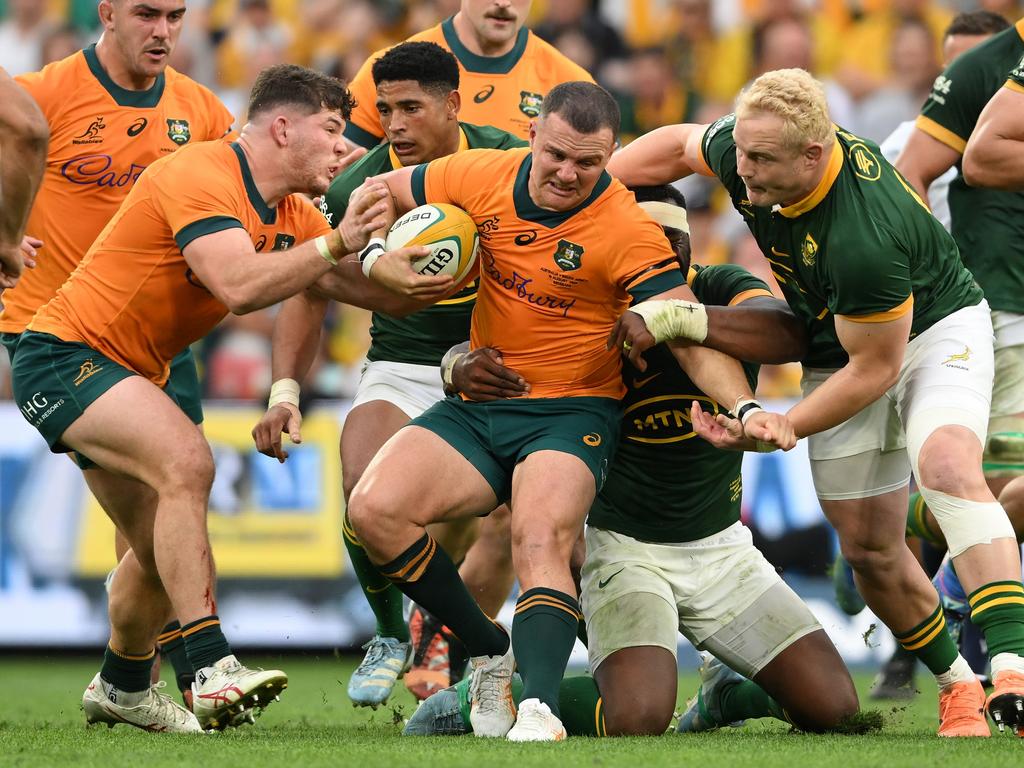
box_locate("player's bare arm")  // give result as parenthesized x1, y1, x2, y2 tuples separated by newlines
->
(183, 186, 394, 314)
(605, 123, 713, 187)
(895, 127, 961, 202)
(609, 295, 807, 365)
(0, 67, 48, 288)
(788, 308, 913, 439)
(963, 85, 1024, 190)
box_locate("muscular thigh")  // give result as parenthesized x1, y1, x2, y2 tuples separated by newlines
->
(341, 399, 412, 498)
(355, 424, 499, 526)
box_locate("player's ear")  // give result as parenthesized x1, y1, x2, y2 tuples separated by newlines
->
(804, 142, 823, 166)
(447, 89, 461, 120)
(270, 114, 290, 146)
(98, 0, 115, 28)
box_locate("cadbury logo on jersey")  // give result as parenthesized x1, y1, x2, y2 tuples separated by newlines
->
(166, 118, 191, 145)
(61, 154, 146, 189)
(73, 116, 106, 145)
(482, 252, 576, 317)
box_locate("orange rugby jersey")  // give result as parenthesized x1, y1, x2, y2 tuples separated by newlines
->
(30, 140, 330, 386)
(411, 147, 685, 399)
(344, 17, 592, 148)
(2, 44, 234, 333)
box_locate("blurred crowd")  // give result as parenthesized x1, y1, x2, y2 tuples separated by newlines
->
(0, 0, 1018, 401)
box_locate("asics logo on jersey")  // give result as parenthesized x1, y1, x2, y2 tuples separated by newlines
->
(73, 360, 104, 386)
(474, 85, 495, 103)
(514, 231, 537, 246)
(255, 235, 268, 251)
(61, 155, 146, 189)
(482, 254, 576, 317)
(73, 116, 106, 144)
(597, 569, 623, 589)
(127, 118, 148, 137)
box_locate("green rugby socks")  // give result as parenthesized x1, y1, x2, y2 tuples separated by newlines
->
(181, 615, 232, 671)
(512, 587, 582, 717)
(457, 674, 606, 736)
(893, 604, 959, 675)
(101, 645, 155, 692)
(379, 533, 508, 657)
(716, 678, 787, 724)
(905, 492, 944, 547)
(969, 581, 1024, 659)
(343, 513, 410, 642)
(157, 621, 194, 693)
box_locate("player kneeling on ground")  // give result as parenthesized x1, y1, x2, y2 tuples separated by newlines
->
(404, 185, 861, 737)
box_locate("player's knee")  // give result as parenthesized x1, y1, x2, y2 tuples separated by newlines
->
(789, 685, 860, 733)
(158, 439, 214, 498)
(346, 484, 398, 548)
(915, 428, 985, 496)
(838, 538, 898, 573)
(603, 698, 673, 736)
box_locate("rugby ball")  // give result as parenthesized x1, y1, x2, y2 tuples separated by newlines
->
(385, 203, 479, 283)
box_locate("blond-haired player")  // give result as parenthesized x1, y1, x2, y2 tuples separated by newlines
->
(607, 68, 1024, 738)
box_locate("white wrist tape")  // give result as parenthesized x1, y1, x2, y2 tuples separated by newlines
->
(442, 352, 466, 389)
(733, 398, 764, 426)
(629, 299, 709, 344)
(314, 235, 337, 266)
(268, 378, 300, 409)
(359, 237, 386, 278)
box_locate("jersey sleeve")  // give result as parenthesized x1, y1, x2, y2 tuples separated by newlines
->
(699, 114, 748, 205)
(1006, 52, 1024, 93)
(147, 157, 246, 251)
(342, 48, 387, 149)
(689, 264, 773, 308)
(827, 223, 913, 322)
(611, 211, 685, 304)
(411, 149, 506, 210)
(202, 88, 235, 140)
(917, 49, 989, 155)
(319, 149, 380, 229)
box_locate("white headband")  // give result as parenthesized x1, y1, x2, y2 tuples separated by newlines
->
(638, 201, 689, 234)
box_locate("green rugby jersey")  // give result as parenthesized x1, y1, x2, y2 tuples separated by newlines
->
(917, 19, 1024, 313)
(702, 115, 983, 369)
(587, 264, 768, 543)
(320, 122, 525, 365)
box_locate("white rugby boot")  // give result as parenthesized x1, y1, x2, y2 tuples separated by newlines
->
(191, 655, 287, 730)
(83, 673, 202, 733)
(506, 698, 567, 742)
(468, 640, 516, 737)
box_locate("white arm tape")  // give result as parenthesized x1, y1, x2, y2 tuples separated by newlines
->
(359, 238, 386, 279)
(630, 299, 709, 344)
(268, 378, 300, 409)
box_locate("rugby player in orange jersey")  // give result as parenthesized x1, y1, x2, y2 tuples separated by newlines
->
(1, 0, 241, 710)
(10, 63, 445, 734)
(344, 81, 796, 741)
(0, 65, 47, 287)
(343, 0, 592, 150)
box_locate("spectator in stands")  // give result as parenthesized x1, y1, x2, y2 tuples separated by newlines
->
(0, 0, 54, 75)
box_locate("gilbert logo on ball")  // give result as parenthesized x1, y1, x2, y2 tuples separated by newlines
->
(385, 203, 480, 283)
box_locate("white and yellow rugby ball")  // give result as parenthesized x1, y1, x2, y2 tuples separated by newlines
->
(385, 203, 479, 283)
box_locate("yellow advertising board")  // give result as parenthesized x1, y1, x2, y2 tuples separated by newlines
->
(74, 405, 346, 578)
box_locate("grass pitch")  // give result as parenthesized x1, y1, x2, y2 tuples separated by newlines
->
(0, 655, 1016, 768)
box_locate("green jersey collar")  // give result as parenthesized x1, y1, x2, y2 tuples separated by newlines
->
(777, 139, 843, 219)
(83, 44, 165, 108)
(441, 16, 529, 74)
(512, 153, 611, 227)
(230, 142, 276, 224)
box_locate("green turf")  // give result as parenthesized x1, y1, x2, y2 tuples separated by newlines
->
(0, 655, 1016, 767)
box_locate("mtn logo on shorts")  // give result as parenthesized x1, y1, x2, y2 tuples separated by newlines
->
(519, 91, 543, 118)
(166, 119, 191, 145)
(554, 239, 584, 271)
(74, 360, 104, 386)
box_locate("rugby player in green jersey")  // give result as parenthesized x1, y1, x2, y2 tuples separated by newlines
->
(607, 68, 1024, 737)
(403, 185, 859, 737)
(895, 12, 1024, 607)
(251, 41, 525, 708)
